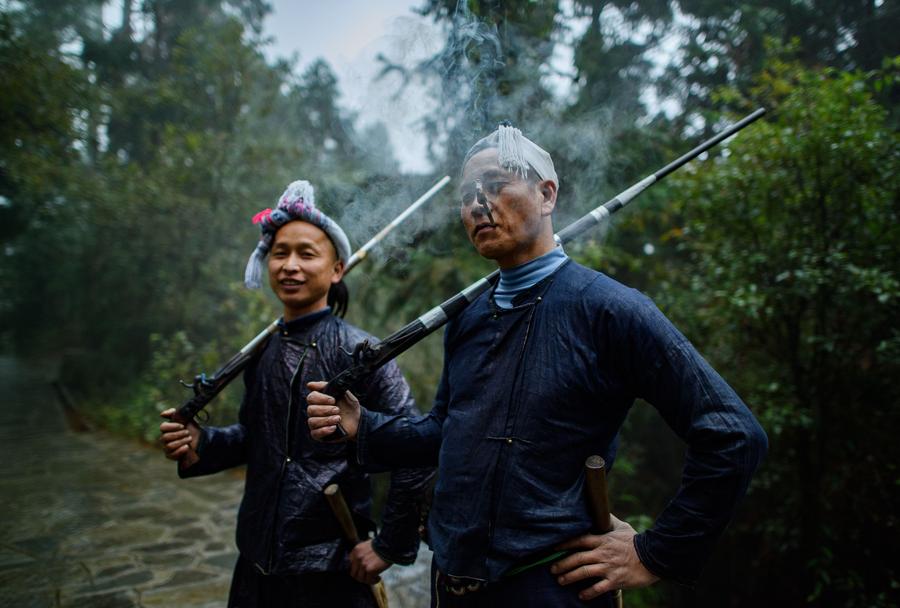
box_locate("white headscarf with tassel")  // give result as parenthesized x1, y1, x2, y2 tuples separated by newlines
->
(463, 123, 559, 188)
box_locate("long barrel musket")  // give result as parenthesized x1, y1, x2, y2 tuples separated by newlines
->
(321, 108, 766, 439)
(172, 176, 451, 430)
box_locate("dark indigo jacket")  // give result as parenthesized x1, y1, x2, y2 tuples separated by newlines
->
(180, 309, 433, 575)
(357, 260, 768, 584)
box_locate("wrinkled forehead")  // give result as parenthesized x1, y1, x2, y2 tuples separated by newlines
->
(460, 148, 519, 186)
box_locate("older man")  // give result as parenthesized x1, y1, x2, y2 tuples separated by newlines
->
(307, 127, 768, 606)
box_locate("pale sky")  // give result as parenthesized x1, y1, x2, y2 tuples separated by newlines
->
(262, 0, 440, 173)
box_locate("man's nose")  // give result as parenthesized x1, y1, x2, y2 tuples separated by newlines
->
(469, 202, 488, 219)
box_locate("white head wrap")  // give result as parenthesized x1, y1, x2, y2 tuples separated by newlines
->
(463, 123, 558, 188)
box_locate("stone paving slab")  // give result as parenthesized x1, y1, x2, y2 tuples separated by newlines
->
(0, 356, 431, 607)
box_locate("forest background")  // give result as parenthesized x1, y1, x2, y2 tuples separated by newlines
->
(2, 0, 898, 606)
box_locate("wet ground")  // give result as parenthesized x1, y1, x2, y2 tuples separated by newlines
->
(0, 356, 430, 607)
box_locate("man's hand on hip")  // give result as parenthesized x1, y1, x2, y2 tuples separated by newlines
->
(306, 381, 361, 441)
(551, 515, 659, 600)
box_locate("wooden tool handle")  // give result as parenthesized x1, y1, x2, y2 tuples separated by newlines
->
(585, 456, 624, 608)
(585, 455, 613, 534)
(324, 483, 361, 543)
(324, 484, 389, 608)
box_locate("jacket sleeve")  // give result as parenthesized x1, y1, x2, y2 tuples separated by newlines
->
(355, 344, 448, 471)
(615, 295, 768, 585)
(358, 358, 436, 565)
(178, 367, 254, 479)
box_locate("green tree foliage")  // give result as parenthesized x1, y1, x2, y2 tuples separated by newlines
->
(0, 8, 100, 345)
(666, 59, 899, 606)
(568, 0, 671, 116)
(399, 0, 559, 161)
(0, 1, 412, 432)
(662, 0, 900, 129)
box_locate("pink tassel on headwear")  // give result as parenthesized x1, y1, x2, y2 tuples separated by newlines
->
(252, 208, 273, 225)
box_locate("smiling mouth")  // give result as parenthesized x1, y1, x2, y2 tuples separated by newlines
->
(280, 279, 305, 286)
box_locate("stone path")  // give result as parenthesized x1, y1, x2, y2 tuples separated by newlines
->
(0, 356, 431, 607)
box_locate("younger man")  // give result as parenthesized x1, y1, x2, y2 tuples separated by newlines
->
(160, 180, 432, 607)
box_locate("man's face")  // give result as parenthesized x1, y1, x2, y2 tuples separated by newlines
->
(459, 148, 556, 268)
(267, 221, 344, 321)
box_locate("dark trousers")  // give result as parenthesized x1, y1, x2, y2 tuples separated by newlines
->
(431, 562, 616, 608)
(227, 555, 377, 608)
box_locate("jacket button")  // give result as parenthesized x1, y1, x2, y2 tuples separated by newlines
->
(311, 342, 317, 347)
(536, 296, 542, 302)
(286, 457, 292, 463)
(506, 438, 513, 445)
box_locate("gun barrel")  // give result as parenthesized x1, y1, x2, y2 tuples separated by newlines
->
(345, 176, 451, 273)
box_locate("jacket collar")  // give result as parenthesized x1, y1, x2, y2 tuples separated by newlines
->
(278, 307, 332, 336)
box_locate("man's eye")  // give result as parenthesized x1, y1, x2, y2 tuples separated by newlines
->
(483, 180, 506, 196)
(460, 189, 476, 207)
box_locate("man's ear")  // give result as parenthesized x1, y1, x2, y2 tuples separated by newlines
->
(538, 179, 557, 216)
(331, 259, 345, 284)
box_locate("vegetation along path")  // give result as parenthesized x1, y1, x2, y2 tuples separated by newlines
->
(0, 356, 431, 607)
